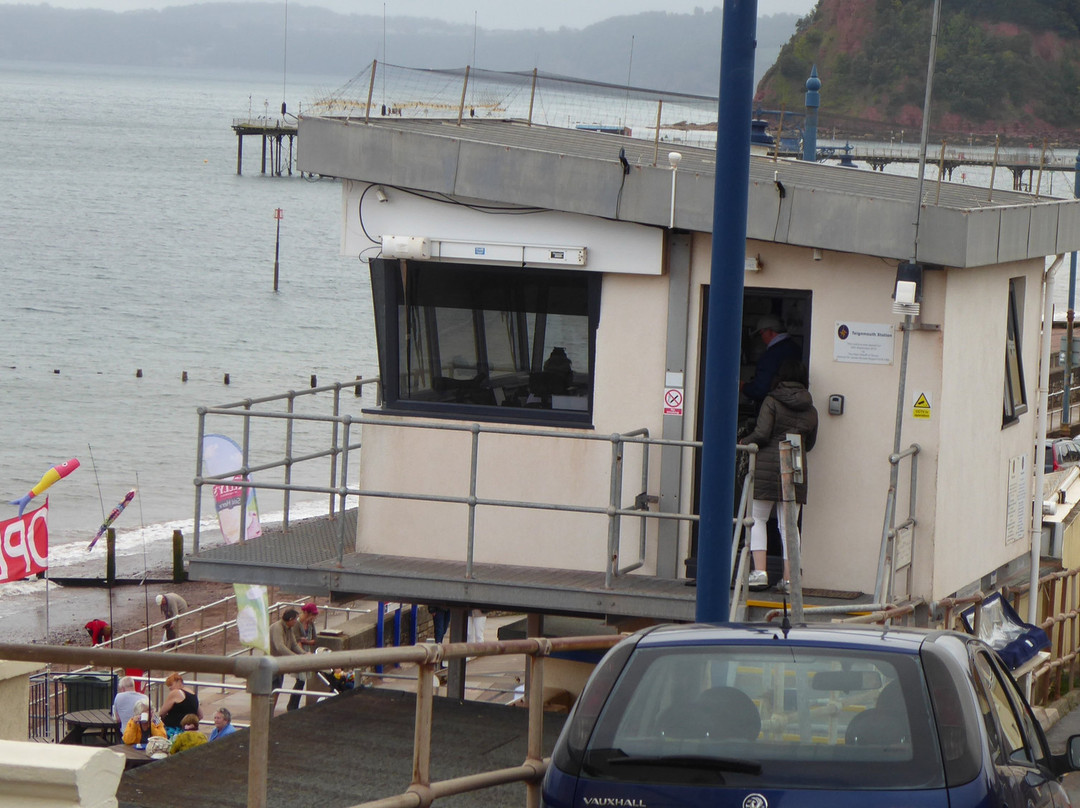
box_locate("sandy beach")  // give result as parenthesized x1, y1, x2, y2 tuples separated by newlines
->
(16, 569, 238, 648)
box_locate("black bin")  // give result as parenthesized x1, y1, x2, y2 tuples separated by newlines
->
(61, 673, 116, 713)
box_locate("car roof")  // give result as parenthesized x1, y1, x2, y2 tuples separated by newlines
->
(635, 622, 958, 655)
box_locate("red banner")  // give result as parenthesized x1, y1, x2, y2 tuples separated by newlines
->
(0, 500, 48, 583)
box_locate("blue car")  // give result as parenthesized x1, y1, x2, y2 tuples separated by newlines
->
(542, 624, 1079, 808)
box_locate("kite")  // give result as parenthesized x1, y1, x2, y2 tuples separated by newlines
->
(11, 458, 80, 515)
(88, 488, 137, 551)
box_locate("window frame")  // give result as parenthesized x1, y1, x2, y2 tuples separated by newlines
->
(369, 258, 601, 427)
(1003, 277, 1028, 426)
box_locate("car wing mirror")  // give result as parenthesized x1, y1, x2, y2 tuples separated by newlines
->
(1067, 735, 1080, 770)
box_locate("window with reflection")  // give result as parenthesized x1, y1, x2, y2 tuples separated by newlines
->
(1003, 277, 1027, 426)
(370, 259, 599, 424)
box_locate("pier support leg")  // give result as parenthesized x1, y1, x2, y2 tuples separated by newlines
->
(236, 134, 243, 176)
(261, 135, 267, 175)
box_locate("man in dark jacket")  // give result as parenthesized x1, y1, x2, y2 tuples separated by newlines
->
(741, 314, 803, 412)
(744, 359, 818, 592)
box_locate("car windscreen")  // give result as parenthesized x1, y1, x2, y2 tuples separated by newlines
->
(580, 643, 945, 790)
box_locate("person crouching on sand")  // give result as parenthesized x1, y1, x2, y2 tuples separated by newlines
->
(122, 701, 166, 746)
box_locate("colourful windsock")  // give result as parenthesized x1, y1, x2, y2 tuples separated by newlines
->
(11, 458, 80, 515)
(88, 488, 137, 551)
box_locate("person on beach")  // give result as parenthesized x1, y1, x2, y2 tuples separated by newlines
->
(289, 602, 319, 709)
(122, 701, 166, 746)
(155, 592, 187, 648)
(84, 618, 111, 646)
(157, 672, 201, 739)
(168, 713, 207, 754)
(209, 707, 236, 741)
(111, 676, 142, 731)
(269, 608, 303, 712)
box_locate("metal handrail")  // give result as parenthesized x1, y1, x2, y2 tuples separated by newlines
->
(729, 444, 757, 620)
(874, 443, 921, 603)
(193, 378, 705, 588)
(5, 634, 623, 808)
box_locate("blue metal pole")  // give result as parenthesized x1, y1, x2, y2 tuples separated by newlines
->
(1063, 150, 1080, 426)
(802, 65, 820, 162)
(697, 0, 757, 624)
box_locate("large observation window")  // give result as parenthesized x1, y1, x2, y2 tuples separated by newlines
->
(370, 259, 599, 424)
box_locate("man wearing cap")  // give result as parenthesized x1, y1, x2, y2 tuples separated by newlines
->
(740, 314, 803, 412)
(155, 592, 187, 648)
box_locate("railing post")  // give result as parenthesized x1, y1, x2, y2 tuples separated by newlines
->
(284, 390, 295, 530)
(329, 384, 342, 518)
(193, 407, 207, 554)
(466, 424, 481, 579)
(413, 659, 434, 790)
(246, 656, 275, 808)
(605, 434, 624, 589)
(337, 416, 353, 566)
(526, 647, 547, 808)
(238, 400, 253, 543)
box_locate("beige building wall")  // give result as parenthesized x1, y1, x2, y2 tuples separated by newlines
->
(0, 662, 44, 742)
(355, 237, 672, 574)
(934, 260, 1044, 597)
(351, 199, 1048, 601)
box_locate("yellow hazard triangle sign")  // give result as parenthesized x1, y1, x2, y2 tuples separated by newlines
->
(912, 392, 931, 419)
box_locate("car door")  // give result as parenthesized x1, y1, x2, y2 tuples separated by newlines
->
(987, 652, 1069, 808)
(970, 648, 1058, 808)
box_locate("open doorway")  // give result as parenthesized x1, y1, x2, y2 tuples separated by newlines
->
(686, 286, 812, 581)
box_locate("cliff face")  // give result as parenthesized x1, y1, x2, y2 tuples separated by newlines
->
(756, 0, 1080, 141)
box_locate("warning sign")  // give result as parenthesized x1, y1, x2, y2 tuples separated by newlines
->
(664, 388, 684, 416)
(912, 392, 932, 420)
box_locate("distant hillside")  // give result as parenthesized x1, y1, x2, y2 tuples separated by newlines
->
(756, 0, 1080, 142)
(0, 3, 799, 96)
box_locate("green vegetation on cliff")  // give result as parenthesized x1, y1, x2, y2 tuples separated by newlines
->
(757, 0, 1080, 138)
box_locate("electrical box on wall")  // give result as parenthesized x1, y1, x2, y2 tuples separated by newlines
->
(828, 394, 844, 416)
(381, 235, 431, 260)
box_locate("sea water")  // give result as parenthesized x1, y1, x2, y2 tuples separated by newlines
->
(0, 60, 378, 593)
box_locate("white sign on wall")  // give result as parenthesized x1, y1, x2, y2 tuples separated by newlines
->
(1005, 454, 1029, 545)
(834, 321, 895, 365)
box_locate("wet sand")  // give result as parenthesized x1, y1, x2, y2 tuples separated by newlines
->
(12, 568, 235, 647)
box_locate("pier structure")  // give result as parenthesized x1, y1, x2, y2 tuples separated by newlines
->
(839, 142, 1075, 191)
(231, 117, 298, 177)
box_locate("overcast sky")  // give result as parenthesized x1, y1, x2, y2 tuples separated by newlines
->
(37, 0, 819, 29)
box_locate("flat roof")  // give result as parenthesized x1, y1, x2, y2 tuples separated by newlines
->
(298, 116, 1080, 268)
(116, 688, 562, 808)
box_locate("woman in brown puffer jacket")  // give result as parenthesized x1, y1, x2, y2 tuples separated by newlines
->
(744, 359, 818, 593)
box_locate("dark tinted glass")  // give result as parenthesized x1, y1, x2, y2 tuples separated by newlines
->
(581, 644, 944, 790)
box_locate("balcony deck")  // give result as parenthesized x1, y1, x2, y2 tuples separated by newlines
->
(187, 510, 870, 622)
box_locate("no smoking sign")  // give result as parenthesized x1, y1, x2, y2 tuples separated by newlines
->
(664, 387, 684, 416)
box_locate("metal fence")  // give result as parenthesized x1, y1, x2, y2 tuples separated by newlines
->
(6, 633, 623, 808)
(192, 378, 706, 589)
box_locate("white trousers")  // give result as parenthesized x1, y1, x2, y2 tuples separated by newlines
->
(750, 498, 801, 559)
(467, 611, 487, 644)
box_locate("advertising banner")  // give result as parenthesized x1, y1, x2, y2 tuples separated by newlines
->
(202, 434, 262, 545)
(0, 501, 49, 583)
(233, 583, 270, 655)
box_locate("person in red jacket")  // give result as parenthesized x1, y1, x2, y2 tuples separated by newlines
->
(84, 619, 111, 645)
